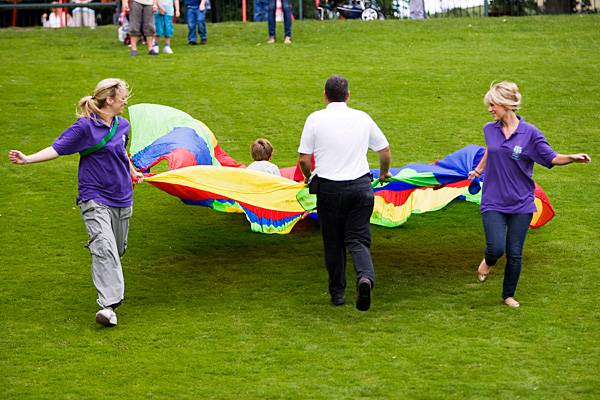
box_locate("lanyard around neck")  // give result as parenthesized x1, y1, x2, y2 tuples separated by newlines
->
(79, 117, 119, 157)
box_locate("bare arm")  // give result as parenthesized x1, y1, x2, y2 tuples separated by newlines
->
(174, 0, 180, 16)
(551, 153, 591, 166)
(8, 147, 59, 165)
(298, 153, 312, 183)
(377, 146, 392, 183)
(122, 0, 129, 12)
(468, 148, 488, 180)
(199, 0, 206, 10)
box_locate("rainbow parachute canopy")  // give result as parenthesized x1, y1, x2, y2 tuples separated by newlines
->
(129, 104, 554, 234)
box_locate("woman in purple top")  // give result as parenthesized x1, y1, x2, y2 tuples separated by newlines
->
(468, 81, 591, 308)
(8, 78, 144, 327)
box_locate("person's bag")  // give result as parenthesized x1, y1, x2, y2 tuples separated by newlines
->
(308, 175, 320, 194)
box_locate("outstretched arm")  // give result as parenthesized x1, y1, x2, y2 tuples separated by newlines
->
(468, 148, 488, 180)
(8, 147, 59, 165)
(377, 147, 392, 183)
(552, 153, 591, 166)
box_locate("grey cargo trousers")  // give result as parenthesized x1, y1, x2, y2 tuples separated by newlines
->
(79, 200, 132, 308)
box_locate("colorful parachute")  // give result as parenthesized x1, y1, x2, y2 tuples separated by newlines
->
(129, 104, 554, 234)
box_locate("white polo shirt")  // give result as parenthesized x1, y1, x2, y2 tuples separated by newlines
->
(298, 102, 389, 181)
(246, 160, 281, 176)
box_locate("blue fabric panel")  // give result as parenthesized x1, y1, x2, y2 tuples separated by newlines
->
(132, 127, 212, 170)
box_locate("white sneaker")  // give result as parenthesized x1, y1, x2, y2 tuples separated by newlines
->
(163, 45, 173, 54)
(152, 45, 160, 54)
(95, 307, 118, 327)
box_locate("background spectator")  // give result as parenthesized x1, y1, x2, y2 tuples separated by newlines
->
(72, 0, 97, 28)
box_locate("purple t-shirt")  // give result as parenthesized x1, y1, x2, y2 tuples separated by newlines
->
(52, 116, 133, 208)
(481, 117, 556, 214)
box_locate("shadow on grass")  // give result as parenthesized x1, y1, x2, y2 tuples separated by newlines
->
(126, 197, 488, 310)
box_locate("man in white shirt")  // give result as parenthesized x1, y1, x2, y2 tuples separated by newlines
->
(298, 75, 392, 311)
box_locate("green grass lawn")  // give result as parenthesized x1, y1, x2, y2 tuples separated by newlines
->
(1, 15, 599, 399)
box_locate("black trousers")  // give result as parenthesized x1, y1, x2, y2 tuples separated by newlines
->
(316, 174, 375, 297)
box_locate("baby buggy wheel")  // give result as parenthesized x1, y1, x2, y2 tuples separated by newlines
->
(361, 7, 378, 20)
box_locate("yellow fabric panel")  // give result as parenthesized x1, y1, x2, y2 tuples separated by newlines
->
(146, 166, 307, 213)
(373, 195, 414, 223)
(531, 197, 542, 226)
(411, 186, 470, 212)
(373, 186, 469, 222)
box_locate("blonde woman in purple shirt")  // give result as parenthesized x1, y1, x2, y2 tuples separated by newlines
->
(8, 78, 144, 327)
(469, 81, 591, 308)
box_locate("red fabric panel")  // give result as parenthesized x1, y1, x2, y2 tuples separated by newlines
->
(375, 189, 415, 206)
(292, 155, 315, 182)
(531, 183, 555, 228)
(279, 167, 297, 180)
(214, 144, 244, 168)
(144, 148, 199, 171)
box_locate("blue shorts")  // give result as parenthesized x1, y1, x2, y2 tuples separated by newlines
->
(154, 14, 174, 38)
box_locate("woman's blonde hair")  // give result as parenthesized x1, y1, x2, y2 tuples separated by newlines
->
(251, 138, 274, 161)
(77, 78, 129, 119)
(484, 81, 522, 111)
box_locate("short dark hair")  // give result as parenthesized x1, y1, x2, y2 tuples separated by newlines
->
(250, 138, 274, 161)
(325, 75, 349, 102)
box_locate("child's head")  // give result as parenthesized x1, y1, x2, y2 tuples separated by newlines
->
(251, 138, 274, 162)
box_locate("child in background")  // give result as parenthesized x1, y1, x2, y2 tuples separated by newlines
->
(42, 2, 74, 28)
(153, 0, 179, 54)
(185, 0, 207, 45)
(247, 138, 280, 176)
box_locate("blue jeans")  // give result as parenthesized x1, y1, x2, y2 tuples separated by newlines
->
(482, 211, 533, 299)
(254, 0, 268, 21)
(186, 6, 206, 43)
(267, 0, 292, 38)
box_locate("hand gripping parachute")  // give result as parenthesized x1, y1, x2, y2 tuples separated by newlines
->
(129, 104, 554, 234)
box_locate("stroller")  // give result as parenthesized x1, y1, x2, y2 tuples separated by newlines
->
(316, 0, 385, 20)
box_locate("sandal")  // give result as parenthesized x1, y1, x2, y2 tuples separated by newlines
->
(504, 297, 520, 308)
(477, 271, 489, 282)
(477, 259, 490, 282)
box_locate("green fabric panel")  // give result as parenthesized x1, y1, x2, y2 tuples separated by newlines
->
(248, 218, 300, 235)
(211, 201, 243, 213)
(464, 182, 483, 204)
(370, 214, 410, 228)
(296, 187, 317, 211)
(374, 169, 439, 189)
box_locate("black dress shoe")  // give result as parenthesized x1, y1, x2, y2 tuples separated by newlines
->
(331, 294, 345, 306)
(356, 277, 372, 311)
